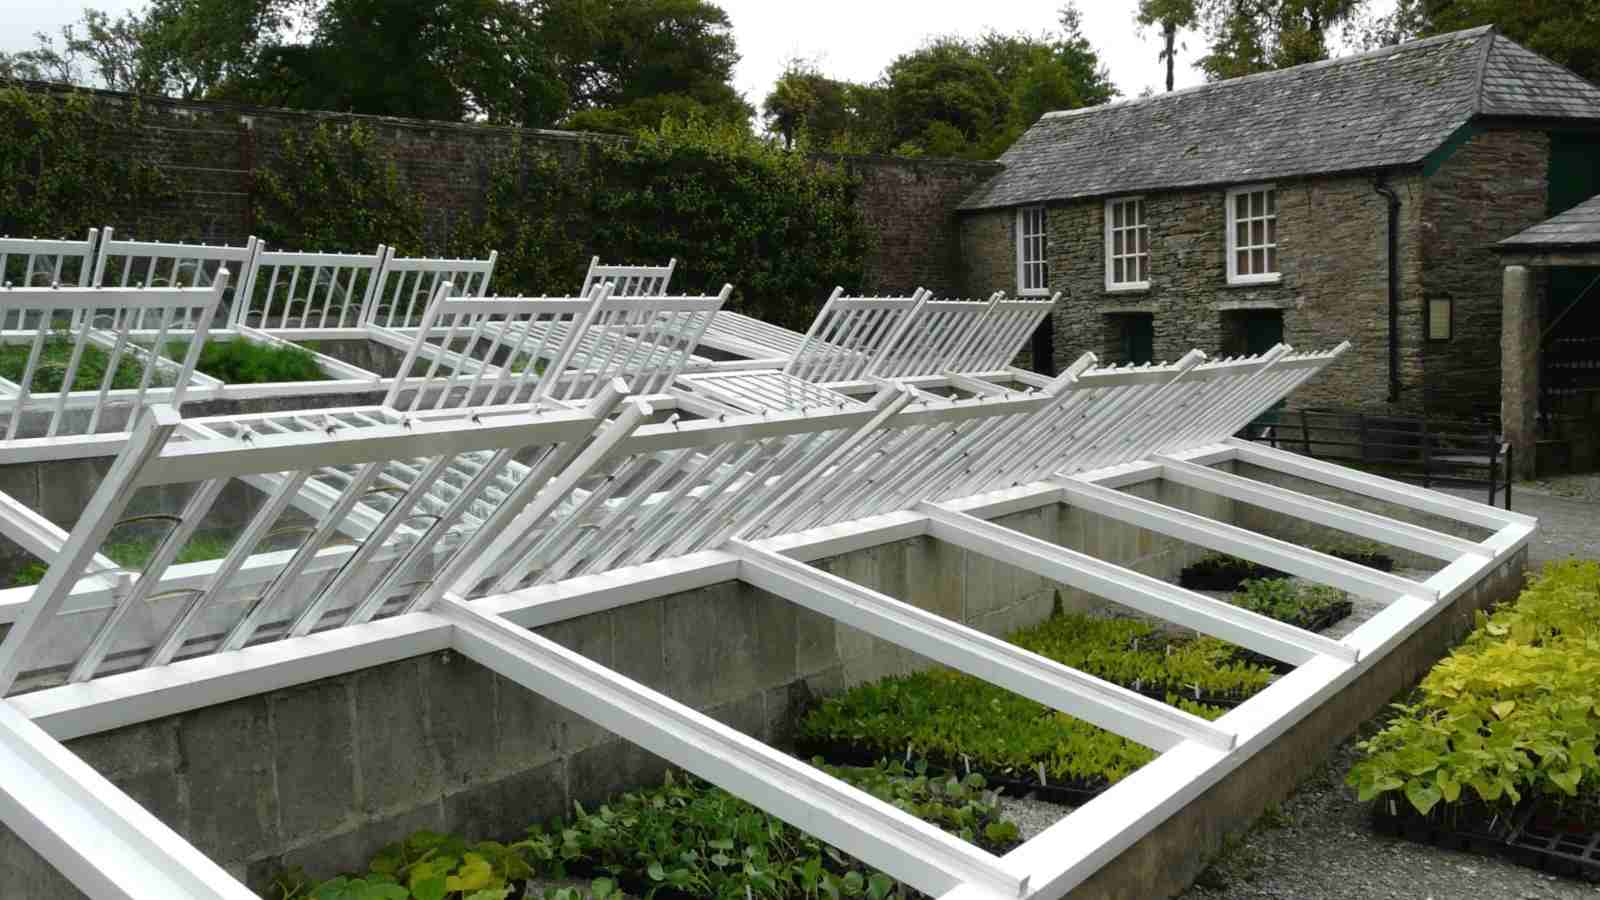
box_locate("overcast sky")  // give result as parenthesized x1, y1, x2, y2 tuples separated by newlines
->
(2, 1, 1391, 117)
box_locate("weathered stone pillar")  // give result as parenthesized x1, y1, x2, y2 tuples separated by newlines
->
(1500, 265, 1539, 479)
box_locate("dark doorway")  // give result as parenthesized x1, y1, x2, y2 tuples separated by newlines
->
(1221, 309, 1283, 358)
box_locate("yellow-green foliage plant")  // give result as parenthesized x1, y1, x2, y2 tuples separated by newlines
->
(1349, 561, 1600, 817)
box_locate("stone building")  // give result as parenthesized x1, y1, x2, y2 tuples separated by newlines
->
(957, 26, 1600, 420)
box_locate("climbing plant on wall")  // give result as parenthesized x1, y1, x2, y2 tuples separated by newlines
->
(251, 119, 426, 254)
(0, 88, 174, 241)
(591, 117, 870, 329)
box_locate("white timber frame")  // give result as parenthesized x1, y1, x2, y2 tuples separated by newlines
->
(0, 230, 99, 288)
(0, 244, 1536, 900)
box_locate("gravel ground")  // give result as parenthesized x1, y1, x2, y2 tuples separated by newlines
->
(1176, 739, 1600, 900)
(999, 794, 1073, 842)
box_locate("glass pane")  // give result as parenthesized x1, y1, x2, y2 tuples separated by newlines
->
(1137, 257, 1149, 283)
(1266, 247, 1278, 272)
(1252, 220, 1265, 245)
(1113, 231, 1124, 255)
(1113, 203, 1124, 228)
(1237, 250, 1250, 274)
(1267, 218, 1277, 244)
(1135, 200, 1145, 225)
(1251, 191, 1264, 217)
(1236, 195, 1248, 218)
(1138, 229, 1149, 253)
(1266, 190, 1276, 214)
(1252, 248, 1266, 272)
(1236, 222, 1249, 247)
(1113, 258, 1124, 283)
(1041, 262, 1049, 284)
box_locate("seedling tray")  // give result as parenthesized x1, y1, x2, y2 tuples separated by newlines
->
(794, 740, 1107, 807)
(1370, 800, 1600, 883)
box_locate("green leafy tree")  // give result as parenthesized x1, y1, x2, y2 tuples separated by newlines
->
(1359, 0, 1600, 84)
(761, 60, 887, 151)
(1197, 0, 1364, 80)
(1136, 0, 1201, 91)
(545, 0, 752, 133)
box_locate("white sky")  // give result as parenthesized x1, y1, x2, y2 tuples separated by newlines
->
(3, 1, 1392, 119)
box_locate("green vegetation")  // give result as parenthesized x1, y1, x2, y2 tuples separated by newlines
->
(177, 339, 326, 384)
(9, 531, 236, 587)
(1349, 561, 1600, 818)
(798, 613, 1272, 789)
(0, 336, 155, 393)
(274, 762, 1018, 900)
(1179, 552, 1287, 591)
(1228, 578, 1351, 631)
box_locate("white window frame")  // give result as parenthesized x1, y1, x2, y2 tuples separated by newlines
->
(1016, 205, 1050, 297)
(1225, 184, 1280, 286)
(1104, 197, 1150, 292)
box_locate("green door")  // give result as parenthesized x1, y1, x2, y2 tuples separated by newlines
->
(1121, 315, 1153, 364)
(1546, 133, 1600, 403)
(1243, 310, 1284, 357)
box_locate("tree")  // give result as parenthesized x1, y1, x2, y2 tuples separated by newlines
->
(544, 0, 752, 133)
(1360, 0, 1600, 84)
(1196, 0, 1364, 80)
(1136, 0, 1200, 91)
(761, 60, 885, 151)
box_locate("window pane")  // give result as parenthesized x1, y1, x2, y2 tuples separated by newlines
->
(1252, 220, 1265, 245)
(1266, 247, 1278, 272)
(1237, 250, 1250, 274)
(1135, 200, 1145, 225)
(1236, 222, 1249, 247)
(1113, 203, 1124, 228)
(1137, 257, 1149, 283)
(1266, 190, 1276, 215)
(1235, 195, 1248, 219)
(1250, 191, 1264, 217)
(1138, 229, 1149, 254)
(1266, 218, 1277, 244)
(1252, 248, 1266, 272)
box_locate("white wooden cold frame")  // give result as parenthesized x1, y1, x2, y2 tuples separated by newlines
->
(0, 341, 1533, 900)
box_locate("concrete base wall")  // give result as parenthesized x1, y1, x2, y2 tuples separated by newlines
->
(0, 479, 1526, 899)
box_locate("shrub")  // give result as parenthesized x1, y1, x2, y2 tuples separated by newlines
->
(174, 339, 326, 384)
(0, 336, 158, 393)
(1228, 578, 1351, 630)
(273, 762, 1018, 900)
(1348, 561, 1600, 818)
(798, 613, 1270, 790)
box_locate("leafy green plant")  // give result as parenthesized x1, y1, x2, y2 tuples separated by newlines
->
(0, 335, 160, 393)
(1228, 578, 1351, 630)
(253, 120, 426, 255)
(798, 613, 1262, 790)
(1179, 553, 1287, 590)
(275, 761, 1017, 900)
(1349, 561, 1600, 817)
(0, 87, 175, 243)
(1311, 540, 1395, 572)
(168, 339, 326, 384)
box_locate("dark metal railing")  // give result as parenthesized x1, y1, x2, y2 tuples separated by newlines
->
(1241, 407, 1513, 510)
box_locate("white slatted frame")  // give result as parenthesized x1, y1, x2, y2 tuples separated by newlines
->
(0, 230, 98, 290)
(366, 250, 498, 330)
(235, 246, 386, 332)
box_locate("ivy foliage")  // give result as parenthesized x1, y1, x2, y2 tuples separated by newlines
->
(589, 118, 868, 330)
(0, 87, 173, 240)
(1349, 560, 1600, 817)
(251, 120, 425, 254)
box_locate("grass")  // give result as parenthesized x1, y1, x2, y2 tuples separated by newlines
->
(9, 531, 238, 587)
(0, 336, 326, 393)
(0, 336, 157, 392)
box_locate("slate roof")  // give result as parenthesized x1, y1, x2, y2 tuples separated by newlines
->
(961, 27, 1600, 211)
(1500, 193, 1600, 249)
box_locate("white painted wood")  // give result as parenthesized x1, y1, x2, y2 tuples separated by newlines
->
(365, 248, 497, 329)
(0, 700, 261, 900)
(90, 228, 255, 331)
(0, 229, 98, 288)
(1052, 475, 1439, 604)
(232, 245, 385, 331)
(733, 539, 1234, 752)
(916, 502, 1357, 666)
(1156, 456, 1486, 562)
(580, 256, 676, 297)
(440, 595, 1026, 900)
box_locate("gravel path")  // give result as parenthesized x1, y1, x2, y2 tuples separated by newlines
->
(1177, 740, 1600, 900)
(999, 794, 1072, 842)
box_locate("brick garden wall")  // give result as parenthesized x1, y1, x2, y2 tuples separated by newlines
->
(11, 83, 996, 299)
(1419, 127, 1551, 419)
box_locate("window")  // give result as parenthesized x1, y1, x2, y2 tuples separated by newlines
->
(1016, 206, 1049, 296)
(1226, 185, 1279, 285)
(1427, 297, 1453, 341)
(1105, 197, 1150, 291)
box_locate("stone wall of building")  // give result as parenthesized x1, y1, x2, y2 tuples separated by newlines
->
(1419, 127, 1551, 419)
(11, 83, 994, 301)
(958, 172, 1432, 410)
